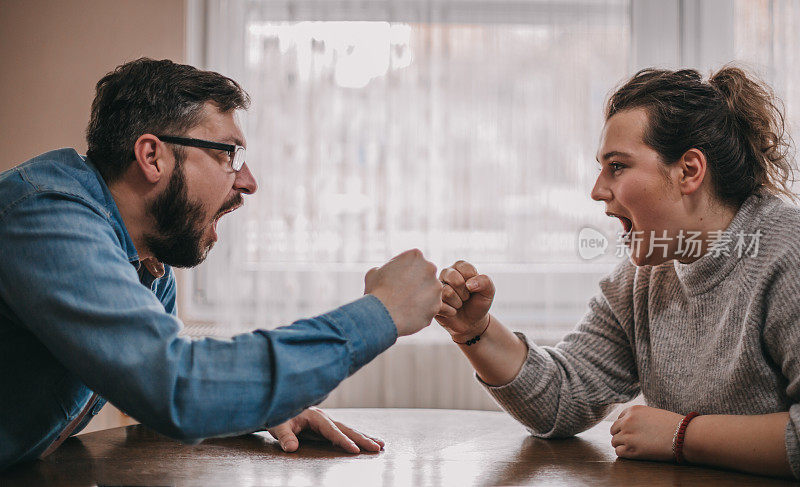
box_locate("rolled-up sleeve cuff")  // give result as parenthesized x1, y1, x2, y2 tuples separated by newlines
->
(327, 295, 398, 374)
(786, 404, 800, 479)
(476, 332, 552, 404)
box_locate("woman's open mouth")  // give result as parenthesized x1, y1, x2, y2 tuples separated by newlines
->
(607, 212, 632, 237)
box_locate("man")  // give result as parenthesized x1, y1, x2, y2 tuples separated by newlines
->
(0, 58, 443, 469)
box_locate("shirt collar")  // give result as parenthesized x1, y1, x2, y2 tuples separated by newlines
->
(82, 155, 140, 265)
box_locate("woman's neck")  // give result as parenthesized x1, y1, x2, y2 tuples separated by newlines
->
(676, 194, 739, 264)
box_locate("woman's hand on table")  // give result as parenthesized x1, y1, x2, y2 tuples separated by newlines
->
(267, 407, 385, 454)
(610, 405, 683, 462)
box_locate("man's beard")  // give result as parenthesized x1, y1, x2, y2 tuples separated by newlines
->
(144, 163, 241, 268)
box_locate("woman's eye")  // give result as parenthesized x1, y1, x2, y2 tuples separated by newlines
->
(609, 162, 624, 172)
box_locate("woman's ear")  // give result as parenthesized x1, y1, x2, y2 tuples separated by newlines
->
(677, 148, 707, 196)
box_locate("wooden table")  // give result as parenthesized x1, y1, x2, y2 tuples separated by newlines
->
(2, 408, 796, 486)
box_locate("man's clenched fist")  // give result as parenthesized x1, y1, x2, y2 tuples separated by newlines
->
(365, 249, 442, 336)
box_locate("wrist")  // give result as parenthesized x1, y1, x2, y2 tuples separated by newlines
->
(451, 315, 491, 344)
(679, 414, 706, 464)
(367, 291, 402, 333)
(672, 411, 701, 464)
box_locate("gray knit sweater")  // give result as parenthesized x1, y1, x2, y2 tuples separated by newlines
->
(481, 190, 800, 478)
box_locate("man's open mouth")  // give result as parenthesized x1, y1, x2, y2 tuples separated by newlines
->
(217, 204, 241, 220)
(212, 203, 242, 232)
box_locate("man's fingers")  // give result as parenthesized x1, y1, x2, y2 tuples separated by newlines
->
(334, 421, 383, 452)
(367, 435, 385, 449)
(270, 408, 386, 455)
(268, 422, 300, 452)
(309, 411, 360, 453)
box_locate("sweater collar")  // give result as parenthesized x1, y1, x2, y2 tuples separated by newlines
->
(673, 190, 778, 296)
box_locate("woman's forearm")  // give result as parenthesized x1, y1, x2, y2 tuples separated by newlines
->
(683, 412, 793, 478)
(455, 314, 528, 386)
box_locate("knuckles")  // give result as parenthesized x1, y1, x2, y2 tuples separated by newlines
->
(454, 259, 477, 275)
(405, 248, 423, 259)
(441, 267, 462, 285)
(425, 261, 437, 275)
(442, 286, 455, 299)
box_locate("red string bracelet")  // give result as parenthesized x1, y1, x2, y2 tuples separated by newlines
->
(672, 411, 700, 464)
(453, 315, 492, 346)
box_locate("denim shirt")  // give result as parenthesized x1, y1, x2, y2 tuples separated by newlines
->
(0, 149, 397, 469)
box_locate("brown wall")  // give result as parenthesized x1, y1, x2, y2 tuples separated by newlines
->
(0, 0, 187, 432)
(0, 0, 186, 171)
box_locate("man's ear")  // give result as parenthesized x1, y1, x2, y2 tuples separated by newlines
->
(676, 148, 707, 196)
(132, 134, 169, 184)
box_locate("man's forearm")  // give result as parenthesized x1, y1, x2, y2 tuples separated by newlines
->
(683, 412, 793, 478)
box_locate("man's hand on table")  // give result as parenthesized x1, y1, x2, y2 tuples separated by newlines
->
(266, 407, 385, 454)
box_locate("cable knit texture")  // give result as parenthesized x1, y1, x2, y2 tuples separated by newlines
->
(480, 191, 800, 478)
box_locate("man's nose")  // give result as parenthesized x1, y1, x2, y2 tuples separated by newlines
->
(234, 162, 258, 195)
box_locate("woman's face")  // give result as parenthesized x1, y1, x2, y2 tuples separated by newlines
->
(591, 108, 685, 266)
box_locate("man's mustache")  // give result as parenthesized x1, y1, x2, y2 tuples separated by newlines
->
(217, 193, 243, 218)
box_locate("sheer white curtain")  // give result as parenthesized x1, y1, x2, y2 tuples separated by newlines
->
(184, 0, 631, 409)
(181, 0, 800, 410)
(735, 0, 800, 198)
(186, 0, 629, 335)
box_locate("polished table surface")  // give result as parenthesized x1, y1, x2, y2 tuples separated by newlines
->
(2, 408, 796, 486)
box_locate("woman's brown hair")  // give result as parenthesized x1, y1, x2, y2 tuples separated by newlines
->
(606, 66, 796, 205)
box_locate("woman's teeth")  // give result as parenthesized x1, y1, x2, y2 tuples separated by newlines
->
(617, 216, 632, 236)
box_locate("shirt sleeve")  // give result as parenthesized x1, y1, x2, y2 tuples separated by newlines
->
(478, 261, 640, 438)
(0, 193, 397, 441)
(761, 250, 800, 480)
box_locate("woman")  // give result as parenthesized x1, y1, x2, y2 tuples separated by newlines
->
(436, 66, 800, 479)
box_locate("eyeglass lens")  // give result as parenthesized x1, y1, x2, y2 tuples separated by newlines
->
(232, 146, 245, 171)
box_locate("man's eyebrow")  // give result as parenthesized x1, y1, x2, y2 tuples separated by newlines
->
(595, 150, 632, 162)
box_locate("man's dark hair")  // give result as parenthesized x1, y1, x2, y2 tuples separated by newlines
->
(86, 58, 250, 182)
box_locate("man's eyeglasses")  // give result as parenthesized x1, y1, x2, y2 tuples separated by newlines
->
(157, 135, 246, 172)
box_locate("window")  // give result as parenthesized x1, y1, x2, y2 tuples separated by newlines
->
(735, 0, 800, 199)
(185, 0, 752, 344)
